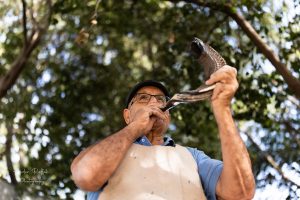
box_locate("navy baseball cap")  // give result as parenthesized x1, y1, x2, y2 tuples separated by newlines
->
(125, 80, 170, 108)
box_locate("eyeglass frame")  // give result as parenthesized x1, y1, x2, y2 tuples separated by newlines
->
(129, 93, 170, 107)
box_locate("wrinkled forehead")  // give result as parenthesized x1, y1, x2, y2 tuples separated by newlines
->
(136, 86, 165, 95)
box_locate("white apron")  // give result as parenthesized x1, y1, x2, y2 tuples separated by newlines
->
(99, 144, 207, 200)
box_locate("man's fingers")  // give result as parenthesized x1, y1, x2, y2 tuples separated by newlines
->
(150, 107, 168, 121)
(211, 80, 239, 101)
(211, 82, 223, 100)
(207, 68, 234, 84)
(206, 65, 237, 85)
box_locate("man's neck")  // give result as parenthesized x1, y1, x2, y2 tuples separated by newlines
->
(146, 131, 164, 145)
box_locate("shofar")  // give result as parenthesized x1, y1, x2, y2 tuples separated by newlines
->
(161, 37, 227, 111)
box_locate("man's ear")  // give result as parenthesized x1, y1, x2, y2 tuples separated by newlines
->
(123, 108, 130, 124)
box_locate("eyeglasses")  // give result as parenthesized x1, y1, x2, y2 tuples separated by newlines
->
(129, 93, 170, 107)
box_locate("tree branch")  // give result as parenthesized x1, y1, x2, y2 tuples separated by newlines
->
(173, 0, 300, 99)
(244, 131, 300, 187)
(0, 0, 52, 100)
(0, 30, 42, 99)
(223, 8, 300, 99)
(21, 0, 28, 46)
(91, 0, 101, 20)
(0, 150, 5, 160)
(5, 124, 17, 185)
(28, 0, 39, 29)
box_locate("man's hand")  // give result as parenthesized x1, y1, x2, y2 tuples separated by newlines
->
(128, 106, 169, 138)
(205, 65, 239, 110)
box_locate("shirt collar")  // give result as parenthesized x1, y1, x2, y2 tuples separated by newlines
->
(134, 135, 175, 147)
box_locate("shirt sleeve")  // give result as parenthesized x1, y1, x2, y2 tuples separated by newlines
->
(87, 191, 100, 200)
(186, 147, 223, 200)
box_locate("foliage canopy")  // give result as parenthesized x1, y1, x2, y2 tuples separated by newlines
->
(0, 0, 299, 198)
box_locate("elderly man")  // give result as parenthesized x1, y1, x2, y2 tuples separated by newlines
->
(71, 65, 255, 200)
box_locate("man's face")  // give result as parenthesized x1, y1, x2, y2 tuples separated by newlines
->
(123, 86, 171, 134)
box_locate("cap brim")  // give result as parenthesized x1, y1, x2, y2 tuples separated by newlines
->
(125, 80, 170, 108)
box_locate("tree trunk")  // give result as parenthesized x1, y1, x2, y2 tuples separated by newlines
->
(5, 124, 17, 185)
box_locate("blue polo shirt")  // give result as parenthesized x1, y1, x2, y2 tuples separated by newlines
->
(87, 136, 223, 200)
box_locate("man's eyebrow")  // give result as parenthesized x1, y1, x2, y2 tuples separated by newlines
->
(137, 90, 164, 95)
